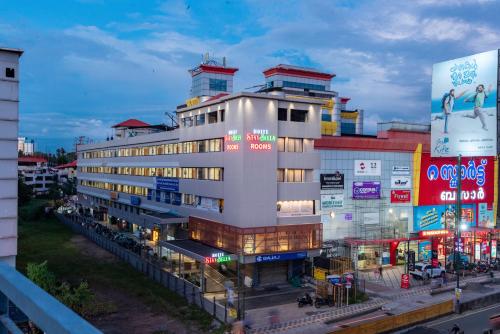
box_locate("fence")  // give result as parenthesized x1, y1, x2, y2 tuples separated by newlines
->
(56, 213, 232, 323)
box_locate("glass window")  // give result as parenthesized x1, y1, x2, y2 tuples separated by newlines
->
(277, 138, 285, 152)
(290, 109, 308, 122)
(208, 111, 218, 124)
(182, 116, 194, 127)
(287, 138, 303, 152)
(209, 79, 227, 91)
(277, 169, 285, 182)
(278, 108, 287, 121)
(220, 109, 225, 122)
(196, 114, 205, 126)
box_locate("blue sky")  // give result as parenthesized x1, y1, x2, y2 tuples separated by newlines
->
(2, 0, 500, 152)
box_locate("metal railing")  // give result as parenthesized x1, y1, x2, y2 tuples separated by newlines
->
(0, 262, 101, 334)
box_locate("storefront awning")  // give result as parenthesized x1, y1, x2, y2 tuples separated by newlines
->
(160, 239, 237, 263)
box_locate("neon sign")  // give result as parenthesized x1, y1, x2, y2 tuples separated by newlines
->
(427, 159, 487, 188)
(247, 129, 276, 151)
(204, 253, 231, 264)
(225, 130, 241, 152)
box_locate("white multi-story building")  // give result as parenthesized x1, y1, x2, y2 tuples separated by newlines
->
(0, 47, 22, 266)
(18, 136, 34, 155)
(18, 156, 56, 196)
(77, 60, 328, 287)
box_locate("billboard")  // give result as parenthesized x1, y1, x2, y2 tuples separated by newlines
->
(352, 181, 381, 199)
(320, 172, 344, 190)
(417, 153, 494, 206)
(391, 190, 411, 203)
(431, 50, 498, 157)
(413, 204, 476, 231)
(390, 176, 411, 189)
(354, 160, 381, 176)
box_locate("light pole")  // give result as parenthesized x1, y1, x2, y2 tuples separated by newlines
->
(455, 154, 462, 311)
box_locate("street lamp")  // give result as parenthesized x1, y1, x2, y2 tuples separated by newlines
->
(454, 154, 462, 312)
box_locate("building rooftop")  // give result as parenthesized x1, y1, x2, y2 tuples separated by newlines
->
(0, 47, 24, 55)
(263, 64, 335, 80)
(18, 156, 48, 164)
(112, 119, 150, 128)
(55, 160, 77, 169)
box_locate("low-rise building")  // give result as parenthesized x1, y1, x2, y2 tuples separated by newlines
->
(18, 156, 56, 196)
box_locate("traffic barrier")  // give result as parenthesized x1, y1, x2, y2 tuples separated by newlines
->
(330, 299, 453, 334)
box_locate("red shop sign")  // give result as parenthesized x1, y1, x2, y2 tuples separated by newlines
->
(417, 153, 494, 206)
(401, 274, 410, 289)
(391, 190, 411, 203)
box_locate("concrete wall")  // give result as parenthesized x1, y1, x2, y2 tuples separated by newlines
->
(0, 48, 21, 266)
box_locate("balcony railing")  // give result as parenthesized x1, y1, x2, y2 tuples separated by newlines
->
(0, 262, 101, 334)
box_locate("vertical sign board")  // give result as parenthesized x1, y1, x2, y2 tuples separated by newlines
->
(430, 50, 498, 157)
(492, 240, 497, 258)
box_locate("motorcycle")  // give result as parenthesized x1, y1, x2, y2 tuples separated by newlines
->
(297, 293, 313, 307)
(476, 261, 490, 274)
(314, 296, 333, 308)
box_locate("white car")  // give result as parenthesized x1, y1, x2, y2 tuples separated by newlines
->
(410, 263, 445, 280)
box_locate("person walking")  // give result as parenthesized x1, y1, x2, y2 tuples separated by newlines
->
(378, 265, 383, 280)
(463, 84, 492, 131)
(433, 88, 466, 134)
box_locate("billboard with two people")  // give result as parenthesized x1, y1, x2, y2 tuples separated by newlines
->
(431, 50, 498, 157)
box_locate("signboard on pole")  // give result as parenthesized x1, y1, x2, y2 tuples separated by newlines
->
(401, 274, 410, 289)
(431, 50, 498, 157)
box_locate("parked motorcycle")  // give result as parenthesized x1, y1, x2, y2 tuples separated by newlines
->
(297, 293, 313, 307)
(314, 296, 333, 308)
(476, 262, 490, 274)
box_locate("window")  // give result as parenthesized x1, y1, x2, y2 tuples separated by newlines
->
(286, 169, 304, 182)
(277, 138, 285, 152)
(278, 108, 287, 121)
(220, 109, 225, 122)
(287, 138, 303, 152)
(209, 78, 227, 91)
(183, 194, 196, 206)
(208, 111, 218, 124)
(290, 109, 308, 122)
(277, 169, 285, 182)
(5, 68, 14, 78)
(196, 114, 205, 126)
(182, 116, 194, 127)
(198, 140, 207, 153)
(283, 81, 325, 91)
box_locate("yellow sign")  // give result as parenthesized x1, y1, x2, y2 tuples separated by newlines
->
(314, 267, 328, 281)
(228, 307, 237, 318)
(186, 97, 200, 107)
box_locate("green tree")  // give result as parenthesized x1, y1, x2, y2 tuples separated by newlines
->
(26, 261, 57, 294)
(18, 177, 33, 206)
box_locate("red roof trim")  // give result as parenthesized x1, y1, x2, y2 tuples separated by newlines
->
(18, 156, 48, 163)
(314, 134, 430, 153)
(55, 160, 77, 169)
(112, 119, 150, 128)
(205, 93, 230, 102)
(263, 67, 335, 80)
(191, 65, 239, 76)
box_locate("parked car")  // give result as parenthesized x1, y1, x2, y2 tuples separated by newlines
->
(410, 263, 445, 280)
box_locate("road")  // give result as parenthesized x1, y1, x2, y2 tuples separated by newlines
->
(401, 304, 500, 333)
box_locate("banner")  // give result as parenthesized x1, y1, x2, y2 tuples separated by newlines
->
(391, 176, 411, 189)
(321, 194, 344, 210)
(320, 172, 344, 190)
(417, 153, 494, 206)
(413, 204, 475, 231)
(353, 181, 381, 199)
(354, 160, 381, 176)
(431, 50, 498, 157)
(391, 190, 411, 203)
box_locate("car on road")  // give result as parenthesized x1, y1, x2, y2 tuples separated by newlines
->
(410, 263, 446, 280)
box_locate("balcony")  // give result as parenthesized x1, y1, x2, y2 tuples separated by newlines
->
(0, 262, 101, 334)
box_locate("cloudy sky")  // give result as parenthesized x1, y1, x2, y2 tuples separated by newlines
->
(2, 0, 500, 152)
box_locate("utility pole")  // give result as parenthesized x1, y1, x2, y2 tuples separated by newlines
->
(455, 154, 462, 312)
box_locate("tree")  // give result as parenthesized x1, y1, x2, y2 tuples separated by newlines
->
(26, 261, 57, 294)
(18, 177, 33, 206)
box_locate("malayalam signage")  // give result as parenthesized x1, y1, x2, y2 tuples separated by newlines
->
(255, 251, 307, 263)
(354, 160, 381, 176)
(321, 194, 344, 210)
(390, 190, 411, 203)
(391, 176, 411, 189)
(320, 172, 344, 190)
(156, 177, 179, 192)
(417, 153, 494, 206)
(353, 181, 381, 199)
(431, 50, 498, 157)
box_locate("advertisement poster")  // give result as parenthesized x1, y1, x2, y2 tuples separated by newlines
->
(478, 202, 495, 228)
(321, 194, 344, 210)
(417, 153, 494, 206)
(492, 240, 497, 258)
(431, 50, 498, 157)
(419, 241, 431, 262)
(391, 176, 412, 189)
(354, 160, 381, 176)
(391, 190, 411, 203)
(363, 212, 379, 225)
(393, 165, 410, 175)
(320, 172, 344, 190)
(353, 181, 381, 199)
(413, 204, 475, 231)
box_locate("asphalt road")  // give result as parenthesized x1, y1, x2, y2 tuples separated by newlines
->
(402, 303, 500, 334)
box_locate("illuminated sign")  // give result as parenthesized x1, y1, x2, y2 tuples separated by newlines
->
(492, 240, 497, 258)
(419, 229, 450, 237)
(186, 97, 200, 107)
(247, 129, 276, 151)
(225, 130, 242, 152)
(204, 252, 231, 264)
